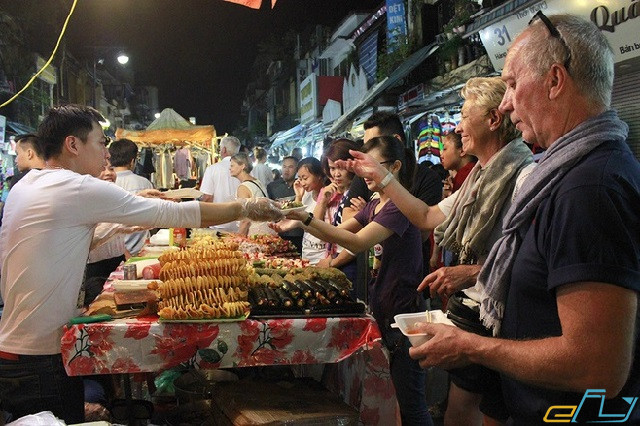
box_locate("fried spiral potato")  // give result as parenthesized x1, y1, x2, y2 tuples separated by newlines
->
(158, 276, 247, 299)
(158, 301, 250, 320)
(159, 258, 248, 281)
(158, 244, 242, 264)
(159, 286, 248, 309)
(156, 240, 251, 319)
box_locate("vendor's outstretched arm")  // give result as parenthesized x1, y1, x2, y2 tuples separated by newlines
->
(409, 282, 636, 396)
(198, 198, 282, 227)
(199, 201, 243, 227)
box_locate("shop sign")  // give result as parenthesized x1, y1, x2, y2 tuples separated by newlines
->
(479, 0, 640, 71)
(36, 55, 57, 85)
(398, 83, 425, 110)
(387, 0, 408, 52)
(300, 73, 318, 125)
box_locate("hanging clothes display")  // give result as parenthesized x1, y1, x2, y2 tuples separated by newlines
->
(441, 111, 457, 136)
(417, 114, 442, 165)
(174, 147, 192, 181)
(195, 150, 212, 181)
(151, 148, 175, 189)
(134, 148, 156, 181)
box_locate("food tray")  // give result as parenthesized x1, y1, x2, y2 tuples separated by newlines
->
(250, 311, 367, 319)
(112, 279, 158, 292)
(250, 302, 366, 319)
(163, 188, 204, 199)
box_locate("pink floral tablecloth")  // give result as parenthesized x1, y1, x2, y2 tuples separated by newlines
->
(62, 315, 398, 424)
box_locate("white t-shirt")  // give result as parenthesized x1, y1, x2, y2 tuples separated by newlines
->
(301, 191, 326, 265)
(0, 169, 201, 355)
(437, 162, 535, 302)
(250, 162, 273, 189)
(200, 157, 241, 232)
(115, 170, 155, 255)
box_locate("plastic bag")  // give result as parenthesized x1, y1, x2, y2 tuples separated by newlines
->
(154, 368, 183, 395)
(7, 411, 65, 426)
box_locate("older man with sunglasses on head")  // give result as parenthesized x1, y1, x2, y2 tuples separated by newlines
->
(409, 13, 640, 424)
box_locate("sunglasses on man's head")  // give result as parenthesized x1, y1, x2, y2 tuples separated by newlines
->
(528, 10, 571, 72)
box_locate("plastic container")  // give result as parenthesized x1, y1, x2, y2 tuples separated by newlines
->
(391, 310, 455, 347)
(123, 263, 137, 280)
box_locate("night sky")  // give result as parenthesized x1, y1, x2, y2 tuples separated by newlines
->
(0, 0, 381, 133)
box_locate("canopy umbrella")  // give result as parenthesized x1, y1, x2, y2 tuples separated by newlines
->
(116, 108, 215, 146)
(146, 108, 193, 130)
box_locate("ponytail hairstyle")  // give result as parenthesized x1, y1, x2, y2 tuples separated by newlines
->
(362, 135, 415, 190)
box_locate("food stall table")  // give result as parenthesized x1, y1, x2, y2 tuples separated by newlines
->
(62, 315, 397, 425)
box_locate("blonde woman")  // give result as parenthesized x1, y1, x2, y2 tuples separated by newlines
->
(230, 152, 275, 236)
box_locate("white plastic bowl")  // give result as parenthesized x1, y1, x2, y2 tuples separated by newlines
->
(391, 310, 454, 347)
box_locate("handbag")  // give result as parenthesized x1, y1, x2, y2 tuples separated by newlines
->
(446, 291, 492, 336)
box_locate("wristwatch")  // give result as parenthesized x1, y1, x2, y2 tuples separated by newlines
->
(378, 171, 394, 189)
(303, 212, 314, 226)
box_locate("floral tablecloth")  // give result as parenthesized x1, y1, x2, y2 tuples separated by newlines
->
(62, 315, 398, 424)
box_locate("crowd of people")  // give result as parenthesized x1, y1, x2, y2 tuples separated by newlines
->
(0, 13, 638, 426)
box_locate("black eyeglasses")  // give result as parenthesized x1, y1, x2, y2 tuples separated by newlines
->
(529, 11, 571, 71)
(380, 160, 394, 165)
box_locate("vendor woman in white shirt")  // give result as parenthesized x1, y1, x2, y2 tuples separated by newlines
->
(0, 104, 282, 424)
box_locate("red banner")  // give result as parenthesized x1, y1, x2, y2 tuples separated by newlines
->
(223, 0, 277, 9)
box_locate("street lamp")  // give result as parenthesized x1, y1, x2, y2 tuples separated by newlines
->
(91, 48, 130, 108)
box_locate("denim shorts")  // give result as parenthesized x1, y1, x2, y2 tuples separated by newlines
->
(0, 353, 84, 424)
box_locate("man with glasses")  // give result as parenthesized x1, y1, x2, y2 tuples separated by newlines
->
(409, 14, 640, 423)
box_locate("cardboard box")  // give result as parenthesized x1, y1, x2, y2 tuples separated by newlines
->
(210, 379, 359, 426)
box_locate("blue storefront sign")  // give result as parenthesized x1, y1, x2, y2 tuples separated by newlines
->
(386, 0, 407, 52)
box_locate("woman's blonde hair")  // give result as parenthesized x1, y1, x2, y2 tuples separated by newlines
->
(231, 152, 252, 173)
(460, 77, 520, 143)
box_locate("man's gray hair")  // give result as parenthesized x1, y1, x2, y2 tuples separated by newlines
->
(220, 136, 241, 155)
(523, 14, 614, 108)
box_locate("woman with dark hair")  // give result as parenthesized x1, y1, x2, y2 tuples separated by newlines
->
(316, 138, 362, 283)
(276, 136, 432, 425)
(293, 157, 329, 264)
(440, 132, 476, 198)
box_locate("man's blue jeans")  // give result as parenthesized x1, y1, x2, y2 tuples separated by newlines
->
(384, 328, 434, 426)
(0, 353, 84, 424)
